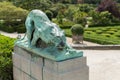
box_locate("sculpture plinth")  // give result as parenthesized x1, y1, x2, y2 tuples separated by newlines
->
(13, 10, 89, 80)
(13, 46, 89, 80)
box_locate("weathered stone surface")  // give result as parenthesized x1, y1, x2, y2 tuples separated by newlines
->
(43, 57, 89, 80)
(13, 45, 88, 80)
(21, 56, 31, 75)
(13, 67, 21, 80)
(12, 53, 21, 69)
(31, 55, 43, 80)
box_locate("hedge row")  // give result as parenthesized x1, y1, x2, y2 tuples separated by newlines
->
(0, 1, 28, 33)
(0, 23, 26, 33)
(63, 26, 120, 45)
(0, 34, 15, 80)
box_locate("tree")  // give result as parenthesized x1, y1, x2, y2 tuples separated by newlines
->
(97, 0, 120, 18)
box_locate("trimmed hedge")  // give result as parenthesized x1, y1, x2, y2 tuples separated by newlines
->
(0, 1, 28, 33)
(71, 24, 84, 35)
(63, 26, 120, 45)
(0, 34, 15, 80)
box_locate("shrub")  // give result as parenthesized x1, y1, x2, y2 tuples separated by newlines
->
(60, 19, 75, 29)
(64, 5, 78, 21)
(0, 1, 28, 33)
(115, 34, 120, 37)
(45, 10, 53, 20)
(0, 34, 15, 80)
(95, 30, 103, 34)
(85, 31, 94, 34)
(57, 11, 64, 24)
(71, 24, 84, 35)
(101, 33, 111, 37)
(89, 10, 112, 26)
(14, 0, 51, 11)
(49, 7, 58, 18)
(78, 4, 95, 13)
(0, 24, 14, 33)
(16, 24, 26, 33)
(64, 29, 72, 37)
(106, 31, 115, 34)
(84, 0, 101, 4)
(0, 2, 28, 22)
(73, 11, 87, 25)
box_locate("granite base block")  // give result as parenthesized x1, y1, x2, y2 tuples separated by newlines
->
(43, 57, 89, 80)
(13, 46, 89, 80)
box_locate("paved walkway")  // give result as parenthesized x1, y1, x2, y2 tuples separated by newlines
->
(0, 31, 25, 38)
(0, 30, 120, 80)
(83, 50, 120, 80)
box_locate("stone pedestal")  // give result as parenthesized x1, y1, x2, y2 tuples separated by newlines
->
(13, 46, 89, 80)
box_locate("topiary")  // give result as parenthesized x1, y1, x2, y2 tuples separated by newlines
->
(71, 24, 84, 35)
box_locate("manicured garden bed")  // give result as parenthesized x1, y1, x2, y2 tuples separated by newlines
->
(0, 34, 15, 80)
(63, 26, 120, 45)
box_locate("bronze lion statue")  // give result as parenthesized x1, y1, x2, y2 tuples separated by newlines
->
(16, 10, 83, 61)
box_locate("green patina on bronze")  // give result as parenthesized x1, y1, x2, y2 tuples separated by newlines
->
(15, 10, 83, 61)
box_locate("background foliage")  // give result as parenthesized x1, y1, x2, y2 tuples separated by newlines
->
(0, 1, 28, 33)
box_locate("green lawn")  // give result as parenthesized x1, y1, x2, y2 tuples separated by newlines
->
(63, 26, 120, 45)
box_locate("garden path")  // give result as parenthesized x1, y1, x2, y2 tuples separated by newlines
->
(84, 50, 120, 80)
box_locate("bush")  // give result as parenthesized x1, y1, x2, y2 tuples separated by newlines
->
(0, 1, 28, 33)
(49, 7, 58, 18)
(16, 24, 26, 33)
(45, 10, 53, 20)
(106, 31, 115, 34)
(89, 10, 112, 26)
(0, 24, 15, 33)
(101, 33, 111, 37)
(0, 2, 28, 22)
(57, 11, 64, 24)
(64, 5, 78, 21)
(78, 4, 95, 13)
(14, 0, 51, 11)
(73, 11, 87, 25)
(95, 30, 103, 34)
(0, 34, 15, 80)
(84, 0, 101, 4)
(71, 24, 84, 35)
